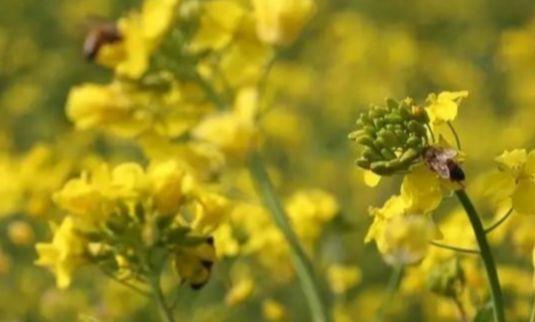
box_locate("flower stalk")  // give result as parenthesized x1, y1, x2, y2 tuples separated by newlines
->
(455, 189, 505, 322)
(249, 151, 330, 322)
(149, 271, 176, 322)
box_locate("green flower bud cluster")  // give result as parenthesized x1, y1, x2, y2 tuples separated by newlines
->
(85, 200, 218, 291)
(426, 258, 465, 298)
(348, 98, 430, 175)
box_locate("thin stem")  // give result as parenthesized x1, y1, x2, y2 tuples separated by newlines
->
(452, 296, 468, 322)
(455, 190, 506, 322)
(190, 72, 227, 110)
(484, 209, 513, 234)
(149, 273, 176, 322)
(447, 122, 462, 150)
(426, 123, 436, 144)
(429, 241, 480, 255)
(248, 151, 330, 322)
(374, 265, 403, 322)
(99, 268, 151, 297)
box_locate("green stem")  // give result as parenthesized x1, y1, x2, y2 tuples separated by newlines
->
(447, 121, 462, 150)
(149, 273, 176, 322)
(374, 265, 403, 322)
(429, 241, 480, 255)
(455, 190, 506, 322)
(530, 294, 535, 322)
(484, 209, 513, 234)
(249, 151, 330, 322)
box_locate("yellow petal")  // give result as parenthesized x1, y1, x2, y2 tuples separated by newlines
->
(523, 150, 535, 176)
(495, 149, 527, 172)
(512, 179, 535, 215)
(426, 90, 468, 124)
(401, 165, 443, 214)
(363, 170, 381, 187)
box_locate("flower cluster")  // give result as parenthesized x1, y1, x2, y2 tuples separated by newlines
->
(351, 92, 467, 265)
(36, 160, 229, 289)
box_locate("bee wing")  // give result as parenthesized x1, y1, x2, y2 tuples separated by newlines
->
(438, 149, 458, 161)
(430, 161, 451, 179)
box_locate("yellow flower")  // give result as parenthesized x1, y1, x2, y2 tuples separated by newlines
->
(65, 82, 151, 137)
(367, 196, 437, 265)
(189, 0, 244, 52)
(363, 169, 381, 187)
(53, 172, 108, 224)
(192, 192, 230, 234)
(148, 160, 194, 215)
(225, 276, 254, 306)
(98, 0, 180, 78)
(495, 149, 528, 173)
(492, 149, 535, 215)
(401, 165, 444, 214)
(365, 195, 407, 244)
(7, 220, 34, 246)
(327, 264, 362, 294)
(425, 90, 468, 124)
(213, 223, 240, 257)
(379, 214, 436, 266)
(253, 0, 316, 46)
(286, 189, 338, 245)
(35, 217, 87, 288)
(262, 299, 286, 321)
(219, 33, 274, 87)
(110, 162, 150, 199)
(192, 87, 259, 159)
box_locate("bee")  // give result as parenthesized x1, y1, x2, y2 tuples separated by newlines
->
(83, 22, 122, 61)
(174, 237, 216, 290)
(423, 146, 465, 182)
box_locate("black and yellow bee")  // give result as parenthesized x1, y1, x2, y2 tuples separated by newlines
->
(423, 146, 465, 182)
(173, 237, 216, 290)
(83, 22, 122, 61)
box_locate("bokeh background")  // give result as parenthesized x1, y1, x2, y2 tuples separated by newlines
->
(1, 0, 535, 321)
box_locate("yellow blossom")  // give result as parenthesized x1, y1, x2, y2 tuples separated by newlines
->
(401, 165, 444, 214)
(110, 162, 150, 199)
(98, 0, 180, 78)
(189, 0, 244, 52)
(425, 90, 468, 124)
(148, 160, 194, 215)
(363, 169, 381, 187)
(327, 264, 362, 294)
(491, 149, 535, 215)
(253, 0, 316, 46)
(53, 172, 108, 225)
(213, 223, 240, 257)
(192, 192, 230, 234)
(379, 214, 436, 266)
(7, 220, 34, 246)
(65, 82, 151, 136)
(286, 189, 339, 245)
(192, 87, 259, 159)
(225, 277, 254, 306)
(35, 217, 87, 288)
(262, 298, 286, 321)
(367, 196, 437, 265)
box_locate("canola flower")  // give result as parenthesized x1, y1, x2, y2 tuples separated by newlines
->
(37, 160, 228, 321)
(34, 1, 332, 322)
(347, 92, 535, 322)
(9, 0, 534, 321)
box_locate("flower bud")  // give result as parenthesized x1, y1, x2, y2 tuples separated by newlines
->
(349, 97, 431, 176)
